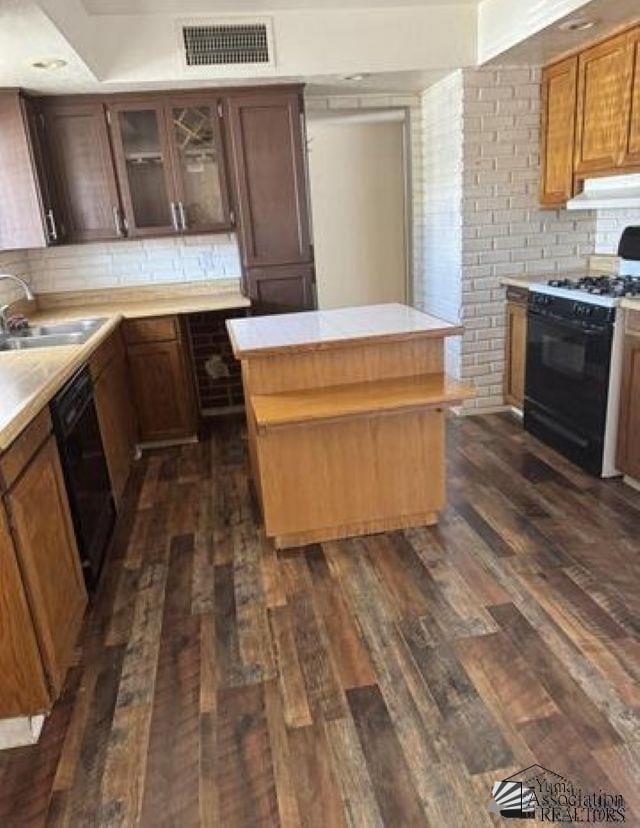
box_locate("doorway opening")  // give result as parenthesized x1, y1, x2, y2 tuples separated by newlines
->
(307, 108, 412, 309)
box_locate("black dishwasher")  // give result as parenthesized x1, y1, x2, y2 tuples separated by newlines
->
(51, 366, 115, 589)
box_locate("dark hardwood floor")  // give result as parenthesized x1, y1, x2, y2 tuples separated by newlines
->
(0, 412, 639, 826)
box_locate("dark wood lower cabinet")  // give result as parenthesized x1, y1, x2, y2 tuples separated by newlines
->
(504, 287, 528, 410)
(4, 435, 87, 698)
(125, 317, 197, 443)
(0, 504, 51, 717)
(245, 263, 316, 313)
(617, 328, 640, 479)
(92, 333, 138, 509)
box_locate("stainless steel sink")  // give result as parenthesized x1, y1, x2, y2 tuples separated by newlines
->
(0, 318, 106, 351)
(25, 319, 106, 337)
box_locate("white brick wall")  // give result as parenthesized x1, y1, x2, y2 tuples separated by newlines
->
(421, 66, 602, 412)
(460, 66, 599, 411)
(595, 208, 640, 255)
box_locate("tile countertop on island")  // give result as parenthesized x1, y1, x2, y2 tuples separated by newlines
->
(226, 302, 463, 358)
(0, 280, 250, 453)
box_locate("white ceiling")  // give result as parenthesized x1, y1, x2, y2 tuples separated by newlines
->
(483, 0, 640, 65)
(81, 0, 481, 12)
(1, 0, 637, 96)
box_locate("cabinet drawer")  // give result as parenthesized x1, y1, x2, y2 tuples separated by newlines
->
(506, 286, 528, 306)
(123, 316, 179, 345)
(0, 408, 52, 492)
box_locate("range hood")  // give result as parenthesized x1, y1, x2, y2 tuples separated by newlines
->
(567, 173, 640, 210)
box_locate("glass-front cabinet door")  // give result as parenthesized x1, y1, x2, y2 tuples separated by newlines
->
(108, 103, 178, 237)
(166, 99, 232, 233)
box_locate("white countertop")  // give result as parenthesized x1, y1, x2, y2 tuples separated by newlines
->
(226, 303, 463, 358)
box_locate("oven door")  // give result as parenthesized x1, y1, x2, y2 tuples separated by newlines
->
(525, 310, 612, 437)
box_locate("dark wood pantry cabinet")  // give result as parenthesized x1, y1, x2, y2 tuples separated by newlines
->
(227, 89, 316, 312)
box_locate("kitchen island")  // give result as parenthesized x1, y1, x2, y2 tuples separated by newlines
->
(227, 303, 472, 549)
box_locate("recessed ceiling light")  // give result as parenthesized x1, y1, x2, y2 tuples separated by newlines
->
(342, 73, 369, 82)
(31, 58, 68, 70)
(558, 18, 597, 32)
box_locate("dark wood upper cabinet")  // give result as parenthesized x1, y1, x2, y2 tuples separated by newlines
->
(108, 101, 178, 238)
(227, 90, 312, 269)
(108, 97, 233, 238)
(165, 98, 233, 234)
(0, 92, 58, 250)
(42, 101, 124, 243)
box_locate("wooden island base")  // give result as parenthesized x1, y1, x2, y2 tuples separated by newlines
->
(227, 304, 472, 550)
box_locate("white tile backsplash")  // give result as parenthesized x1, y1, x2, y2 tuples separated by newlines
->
(595, 209, 640, 255)
(0, 251, 32, 306)
(26, 233, 241, 294)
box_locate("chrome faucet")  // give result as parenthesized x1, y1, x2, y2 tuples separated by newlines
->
(0, 274, 34, 334)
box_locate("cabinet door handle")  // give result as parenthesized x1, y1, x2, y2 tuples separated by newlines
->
(178, 201, 187, 231)
(113, 206, 124, 238)
(45, 208, 58, 242)
(170, 201, 180, 232)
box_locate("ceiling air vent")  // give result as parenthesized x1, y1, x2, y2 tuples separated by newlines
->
(180, 19, 275, 71)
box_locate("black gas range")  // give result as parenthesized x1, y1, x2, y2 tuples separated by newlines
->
(524, 274, 637, 477)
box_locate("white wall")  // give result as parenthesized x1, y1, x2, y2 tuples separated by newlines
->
(306, 92, 423, 308)
(420, 72, 464, 377)
(308, 117, 407, 309)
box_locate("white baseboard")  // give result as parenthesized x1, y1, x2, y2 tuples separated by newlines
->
(137, 435, 198, 451)
(450, 404, 513, 417)
(0, 715, 45, 750)
(623, 475, 640, 492)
